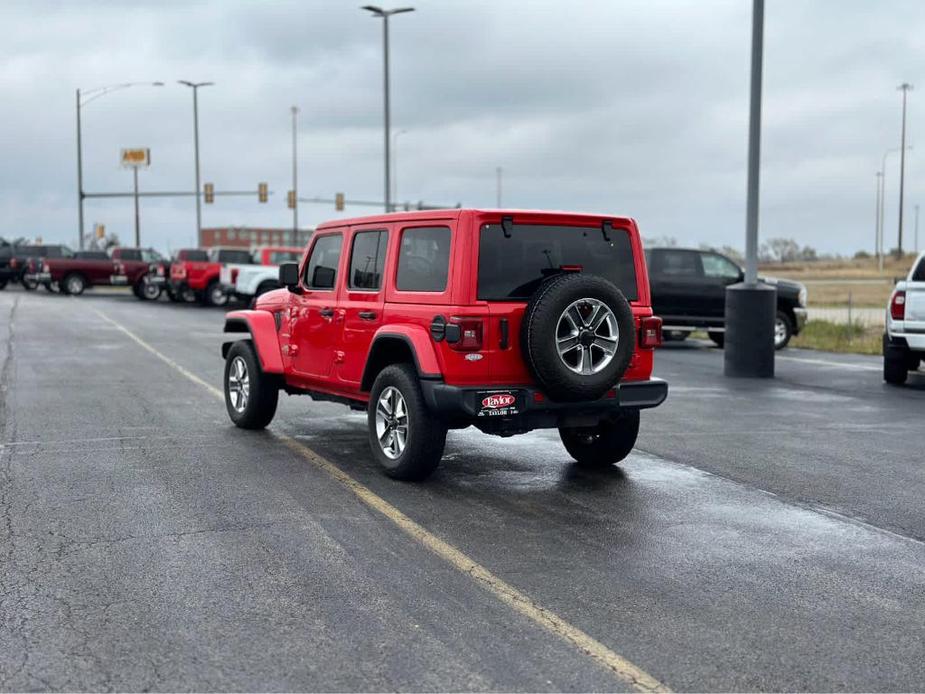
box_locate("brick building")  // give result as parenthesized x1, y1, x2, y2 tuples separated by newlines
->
(199, 227, 313, 249)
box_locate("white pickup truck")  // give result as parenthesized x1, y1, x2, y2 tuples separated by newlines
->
(220, 246, 304, 304)
(884, 251, 925, 385)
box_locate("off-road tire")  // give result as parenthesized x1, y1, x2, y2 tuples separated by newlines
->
(664, 330, 691, 342)
(560, 410, 640, 468)
(224, 341, 279, 429)
(521, 273, 635, 402)
(708, 331, 725, 348)
(204, 280, 228, 307)
(135, 277, 162, 301)
(774, 311, 794, 350)
(883, 334, 909, 386)
(367, 364, 447, 481)
(63, 273, 86, 296)
(21, 275, 37, 291)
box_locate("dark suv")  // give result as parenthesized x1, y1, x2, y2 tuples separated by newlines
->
(646, 247, 807, 349)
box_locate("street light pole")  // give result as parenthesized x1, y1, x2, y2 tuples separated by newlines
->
(724, 0, 775, 378)
(897, 83, 913, 257)
(496, 166, 502, 207)
(132, 167, 141, 246)
(179, 81, 214, 246)
(880, 145, 912, 271)
(362, 5, 415, 213)
(75, 81, 163, 250)
(915, 204, 920, 254)
(291, 106, 299, 247)
(392, 129, 406, 208)
(875, 171, 882, 260)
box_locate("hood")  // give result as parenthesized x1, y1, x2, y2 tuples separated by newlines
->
(760, 275, 804, 298)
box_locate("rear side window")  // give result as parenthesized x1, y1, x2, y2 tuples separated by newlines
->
(179, 250, 208, 262)
(652, 250, 703, 278)
(478, 224, 638, 301)
(304, 234, 342, 290)
(913, 258, 925, 282)
(75, 251, 109, 260)
(396, 226, 451, 292)
(349, 230, 387, 290)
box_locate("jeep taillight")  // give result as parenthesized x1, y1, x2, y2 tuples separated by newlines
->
(891, 291, 906, 320)
(447, 318, 483, 352)
(639, 316, 662, 348)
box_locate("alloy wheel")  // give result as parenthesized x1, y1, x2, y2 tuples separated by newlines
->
(556, 298, 619, 375)
(375, 386, 408, 460)
(227, 356, 250, 412)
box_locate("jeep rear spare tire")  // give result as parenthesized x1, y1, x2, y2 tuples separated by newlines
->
(521, 272, 635, 401)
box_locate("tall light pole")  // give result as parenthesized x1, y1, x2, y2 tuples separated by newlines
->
(362, 5, 415, 213)
(897, 83, 913, 257)
(179, 81, 214, 246)
(496, 166, 502, 207)
(915, 204, 920, 254)
(880, 146, 912, 271)
(725, 0, 775, 378)
(392, 129, 406, 209)
(291, 106, 300, 246)
(75, 81, 163, 249)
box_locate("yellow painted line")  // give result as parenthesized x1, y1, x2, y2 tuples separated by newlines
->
(94, 308, 669, 693)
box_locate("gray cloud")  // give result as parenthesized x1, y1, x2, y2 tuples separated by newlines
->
(0, 0, 922, 254)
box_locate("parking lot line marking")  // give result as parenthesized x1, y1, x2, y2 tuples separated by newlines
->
(93, 308, 669, 693)
(777, 355, 881, 372)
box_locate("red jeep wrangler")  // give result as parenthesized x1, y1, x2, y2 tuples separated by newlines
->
(221, 210, 666, 480)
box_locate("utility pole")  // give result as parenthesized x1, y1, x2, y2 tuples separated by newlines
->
(362, 6, 415, 213)
(291, 105, 299, 247)
(915, 204, 920, 253)
(496, 166, 502, 207)
(132, 167, 141, 246)
(875, 171, 882, 260)
(179, 81, 214, 246)
(897, 83, 913, 257)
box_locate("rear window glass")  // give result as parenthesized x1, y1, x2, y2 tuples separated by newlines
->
(478, 224, 638, 301)
(396, 226, 451, 292)
(216, 250, 252, 264)
(268, 250, 302, 264)
(913, 258, 925, 282)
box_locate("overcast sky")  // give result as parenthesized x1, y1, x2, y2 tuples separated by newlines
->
(1, 0, 922, 254)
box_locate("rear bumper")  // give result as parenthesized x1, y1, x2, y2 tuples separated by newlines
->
(24, 272, 52, 282)
(888, 332, 925, 352)
(420, 378, 668, 430)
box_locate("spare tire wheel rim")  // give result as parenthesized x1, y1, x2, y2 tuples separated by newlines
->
(556, 298, 619, 375)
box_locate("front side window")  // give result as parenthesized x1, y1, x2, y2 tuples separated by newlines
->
(304, 234, 343, 290)
(141, 249, 163, 262)
(396, 226, 451, 292)
(120, 249, 142, 262)
(701, 253, 741, 279)
(478, 224, 638, 301)
(349, 230, 388, 290)
(653, 250, 702, 278)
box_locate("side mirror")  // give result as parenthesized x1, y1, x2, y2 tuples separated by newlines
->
(279, 262, 300, 293)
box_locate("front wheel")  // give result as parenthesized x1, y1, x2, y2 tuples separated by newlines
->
(21, 276, 37, 291)
(774, 311, 794, 350)
(136, 277, 162, 301)
(63, 273, 86, 296)
(708, 331, 725, 348)
(224, 341, 279, 429)
(559, 410, 640, 468)
(368, 364, 447, 481)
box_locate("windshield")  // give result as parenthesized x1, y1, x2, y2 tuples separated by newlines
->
(477, 224, 638, 301)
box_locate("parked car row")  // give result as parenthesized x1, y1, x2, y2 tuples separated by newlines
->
(0, 243, 304, 307)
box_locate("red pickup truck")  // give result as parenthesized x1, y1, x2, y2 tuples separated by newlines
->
(169, 248, 253, 306)
(28, 247, 167, 299)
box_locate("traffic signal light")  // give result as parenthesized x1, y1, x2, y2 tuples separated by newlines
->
(204, 182, 214, 204)
(258, 182, 268, 203)
(335, 192, 345, 211)
(287, 190, 296, 209)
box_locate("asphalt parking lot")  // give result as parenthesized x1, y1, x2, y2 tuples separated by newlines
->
(2, 286, 924, 691)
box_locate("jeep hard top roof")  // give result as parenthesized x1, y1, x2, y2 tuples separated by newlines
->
(315, 209, 636, 232)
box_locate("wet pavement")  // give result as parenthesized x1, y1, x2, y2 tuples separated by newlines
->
(1, 286, 924, 691)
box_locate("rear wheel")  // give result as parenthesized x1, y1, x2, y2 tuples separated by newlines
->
(135, 277, 162, 301)
(63, 273, 86, 296)
(664, 330, 691, 342)
(559, 410, 640, 468)
(708, 331, 725, 348)
(204, 280, 228, 307)
(21, 275, 37, 291)
(368, 364, 447, 481)
(883, 335, 909, 386)
(224, 341, 279, 429)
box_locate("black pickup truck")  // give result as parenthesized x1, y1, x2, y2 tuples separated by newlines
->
(646, 247, 808, 350)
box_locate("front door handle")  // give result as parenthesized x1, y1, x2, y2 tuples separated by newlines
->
(358, 310, 377, 321)
(319, 307, 334, 318)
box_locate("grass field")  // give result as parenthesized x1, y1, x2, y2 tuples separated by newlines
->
(760, 255, 918, 307)
(790, 320, 883, 355)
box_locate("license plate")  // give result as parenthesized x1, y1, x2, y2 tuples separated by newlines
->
(110, 275, 128, 285)
(476, 390, 521, 417)
(148, 276, 166, 285)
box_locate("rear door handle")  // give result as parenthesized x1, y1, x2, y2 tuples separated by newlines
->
(358, 311, 377, 321)
(319, 307, 334, 318)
